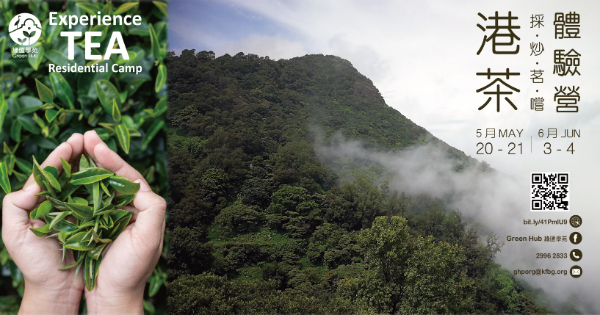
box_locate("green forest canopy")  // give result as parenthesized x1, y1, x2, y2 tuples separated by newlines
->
(166, 50, 572, 314)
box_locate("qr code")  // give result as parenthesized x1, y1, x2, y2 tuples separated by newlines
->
(531, 173, 569, 211)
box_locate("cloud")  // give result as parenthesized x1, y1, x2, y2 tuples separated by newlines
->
(314, 134, 600, 313)
(178, 1, 600, 311)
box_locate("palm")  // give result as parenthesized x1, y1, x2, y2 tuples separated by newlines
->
(1, 136, 86, 293)
(84, 224, 153, 296)
(6, 218, 84, 292)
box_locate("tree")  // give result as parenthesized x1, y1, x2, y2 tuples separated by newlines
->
(214, 203, 263, 234)
(266, 186, 322, 237)
(269, 140, 334, 193)
(353, 216, 474, 314)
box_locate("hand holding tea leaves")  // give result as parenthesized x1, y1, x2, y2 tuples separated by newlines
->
(81, 131, 166, 315)
(2, 131, 166, 314)
(2, 134, 85, 315)
(29, 149, 141, 293)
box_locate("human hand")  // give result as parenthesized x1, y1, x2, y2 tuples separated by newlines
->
(81, 131, 166, 315)
(2, 134, 85, 315)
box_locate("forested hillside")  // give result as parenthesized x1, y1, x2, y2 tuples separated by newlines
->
(166, 50, 558, 314)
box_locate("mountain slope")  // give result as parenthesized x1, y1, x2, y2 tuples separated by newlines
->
(166, 50, 551, 314)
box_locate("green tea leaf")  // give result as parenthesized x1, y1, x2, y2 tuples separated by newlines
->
(31, 156, 48, 191)
(48, 211, 70, 230)
(66, 203, 94, 218)
(94, 128, 110, 141)
(30, 200, 53, 220)
(58, 183, 81, 201)
(18, 96, 43, 115)
(142, 120, 165, 150)
(89, 243, 107, 260)
(153, 1, 167, 15)
(93, 181, 101, 212)
(30, 136, 58, 150)
(70, 168, 114, 185)
(31, 112, 46, 129)
(109, 209, 131, 223)
(45, 19, 63, 43)
(60, 157, 71, 177)
(73, 197, 88, 206)
(46, 196, 70, 211)
(153, 96, 167, 117)
(114, 194, 135, 207)
(95, 208, 116, 218)
(0, 162, 10, 194)
(95, 80, 122, 116)
(3, 143, 13, 156)
(149, 23, 161, 61)
(112, 99, 121, 122)
(80, 154, 90, 171)
(58, 230, 70, 243)
(28, 45, 44, 70)
(88, 155, 97, 168)
(13, 170, 28, 183)
(43, 166, 59, 181)
(18, 115, 41, 134)
(124, 78, 147, 96)
(65, 240, 97, 252)
(107, 176, 140, 194)
(50, 73, 75, 109)
(30, 223, 52, 237)
(15, 158, 32, 175)
(51, 216, 78, 233)
(58, 261, 79, 270)
(0, 37, 4, 68)
(84, 253, 99, 291)
(109, 214, 132, 240)
(148, 273, 162, 297)
(155, 63, 166, 93)
(35, 78, 54, 103)
(116, 124, 130, 154)
(114, 2, 138, 15)
(75, 2, 101, 15)
(100, 181, 111, 196)
(45, 109, 61, 123)
(0, 94, 7, 132)
(43, 169, 61, 192)
(3, 154, 15, 175)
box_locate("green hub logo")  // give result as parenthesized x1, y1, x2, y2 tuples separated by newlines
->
(9, 13, 42, 46)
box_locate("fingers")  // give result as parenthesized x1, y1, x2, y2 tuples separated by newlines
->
(20, 142, 74, 208)
(66, 133, 85, 163)
(3, 138, 79, 230)
(22, 134, 83, 189)
(119, 205, 140, 223)
(2, 183, 42, 229)
(83, 131, 145, 182)
(130, 180, 166, 241)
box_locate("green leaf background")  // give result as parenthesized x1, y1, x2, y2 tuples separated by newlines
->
(0, 0, 168, 313)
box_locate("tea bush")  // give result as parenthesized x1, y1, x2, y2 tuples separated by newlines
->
(0, 0, 167, 313)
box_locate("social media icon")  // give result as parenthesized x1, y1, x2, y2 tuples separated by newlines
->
(570, 215, 582, 228)
(570, 249, 582, 262)
(569, 232, 582, 244)
(570, 265, 582, 278)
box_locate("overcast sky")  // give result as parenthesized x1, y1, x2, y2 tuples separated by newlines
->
(170, 1, 600, 310)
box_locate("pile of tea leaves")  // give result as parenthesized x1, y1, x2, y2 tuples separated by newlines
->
(29, 154, 140, 291)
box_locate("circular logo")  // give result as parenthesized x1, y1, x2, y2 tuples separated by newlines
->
(8, 13, 42, 46)
(570, 265, 582, 278)
(569, 232, 582, 245)
(570, 215, 582, 228)
(570, 249, 582, 262)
